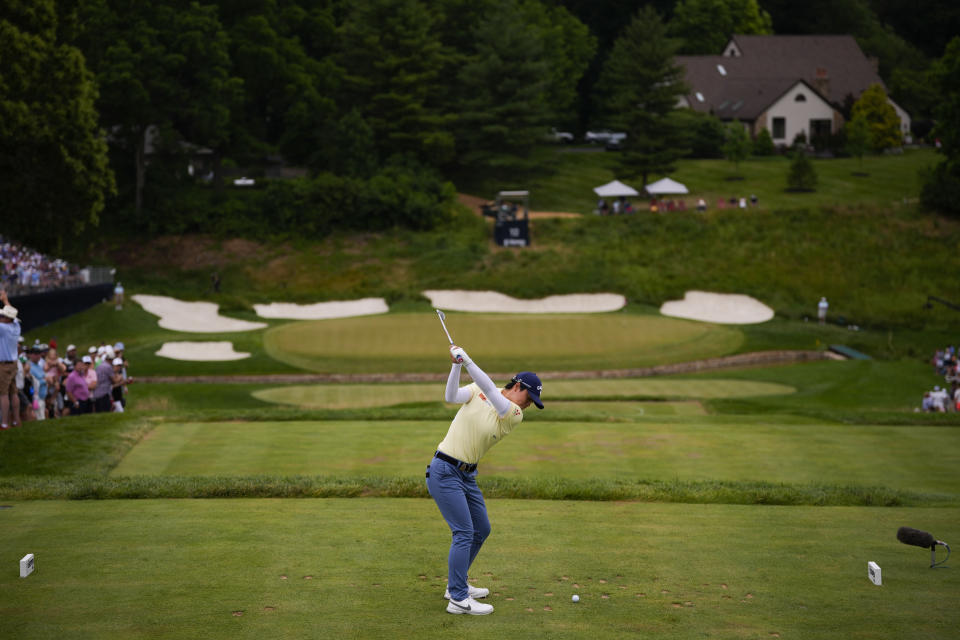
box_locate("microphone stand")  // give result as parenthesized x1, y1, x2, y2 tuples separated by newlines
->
(931, 541, 951, 568)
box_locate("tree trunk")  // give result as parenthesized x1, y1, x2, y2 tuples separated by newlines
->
(135, 126, 146, 217)
(212, 150, 223, 194)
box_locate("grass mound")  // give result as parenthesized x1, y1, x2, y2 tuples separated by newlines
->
(263, 312, 744, 374)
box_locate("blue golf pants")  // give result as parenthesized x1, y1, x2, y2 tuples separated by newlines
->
(426, 455, 491, 602)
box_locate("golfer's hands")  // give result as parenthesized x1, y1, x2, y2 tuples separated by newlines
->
(450, 345, 472, 365)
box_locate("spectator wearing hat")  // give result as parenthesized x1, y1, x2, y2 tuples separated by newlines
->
(0, 289, 21, 429)
(65, 356, 93, 415)
(110, 357, 131, 412)
(43, 345, 66, 418)
(84, 351, 99, 393)
(114, 342, 128, 374)
(26, 343, 48, 420)
(63, 344, 78, 372)
(92, 349, 115, 413)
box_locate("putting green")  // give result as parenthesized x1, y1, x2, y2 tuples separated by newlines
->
(262, 312, 743, 373)
(251, 379, 794, 409)
(1, 500, 957, 640)
(110, 419, 960, 493)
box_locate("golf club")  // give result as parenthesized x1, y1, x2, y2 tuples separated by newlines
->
(435, 308, 454, 345)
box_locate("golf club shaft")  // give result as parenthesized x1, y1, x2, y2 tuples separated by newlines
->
(435, 309, 454, 345)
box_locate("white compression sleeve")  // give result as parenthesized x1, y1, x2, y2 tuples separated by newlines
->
(464, 361, 512, 417)
(445, 364, 472, 404)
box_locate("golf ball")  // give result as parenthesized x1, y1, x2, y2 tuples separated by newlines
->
(572, 594, 580, 603)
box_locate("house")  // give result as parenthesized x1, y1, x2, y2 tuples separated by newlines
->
(676, 35, 911, 147)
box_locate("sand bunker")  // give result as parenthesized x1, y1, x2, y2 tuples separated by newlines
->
(253, 298, 389, 320)
(423, 290, 626, 313)
(133, 294, 267, 333)
(155, 341, 251, 361)
(660, 291, 774, 324)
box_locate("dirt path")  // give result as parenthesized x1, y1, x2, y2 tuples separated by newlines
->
(457, 193, 582, 219)
(138, 350, 832, 384)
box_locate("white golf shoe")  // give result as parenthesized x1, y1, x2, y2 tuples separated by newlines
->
(446, 596, 493, 615)
(444, 584, 490, 600)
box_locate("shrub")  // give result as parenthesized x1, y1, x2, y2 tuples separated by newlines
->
(920, 161, 960, 217)
(671, 109, 725, 158)
(105, 164, 455, 239)
(786, 151, 818, 191)
(753, 127, 776, 156)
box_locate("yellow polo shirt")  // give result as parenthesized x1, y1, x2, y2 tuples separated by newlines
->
(437, 383, 524, 464)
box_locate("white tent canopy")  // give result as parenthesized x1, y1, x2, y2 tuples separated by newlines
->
(593, 180, 639, 197)
(645, 177, 689, 195)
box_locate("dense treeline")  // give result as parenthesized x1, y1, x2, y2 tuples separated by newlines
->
(3, 0, 960, 253)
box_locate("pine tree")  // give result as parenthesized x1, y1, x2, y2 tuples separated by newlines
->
(594, 6, 688, 188)
(786, 150, 818, 192)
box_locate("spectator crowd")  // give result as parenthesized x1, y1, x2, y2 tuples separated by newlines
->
(1, 236, 86, 295)
(921, 346, 960, 412)
(3, 335, 133, 428)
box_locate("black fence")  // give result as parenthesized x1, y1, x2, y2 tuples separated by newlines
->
(9, 284, 115, 333)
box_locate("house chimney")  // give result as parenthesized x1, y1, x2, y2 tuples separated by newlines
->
(813, 67, 830, 99)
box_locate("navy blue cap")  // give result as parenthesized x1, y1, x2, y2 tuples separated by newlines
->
(512, 372, 543, 409)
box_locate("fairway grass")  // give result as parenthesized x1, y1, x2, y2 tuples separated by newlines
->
(251, 379, 795, 409)
(1, 499, 957, 640)
(262, 312, 744, 374)
(109, 419, 960, 495)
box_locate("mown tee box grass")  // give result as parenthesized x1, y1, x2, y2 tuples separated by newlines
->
(1, 499, 957, 640)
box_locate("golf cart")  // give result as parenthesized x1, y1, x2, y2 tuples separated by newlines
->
(481, 190, 530, 247)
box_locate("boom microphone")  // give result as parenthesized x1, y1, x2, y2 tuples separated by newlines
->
(897, 527, 951, 568)
(897, 527, 937, 548)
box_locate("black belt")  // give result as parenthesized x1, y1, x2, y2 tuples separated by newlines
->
(0, 361, 15, 364)
(434, 450, 477, 473)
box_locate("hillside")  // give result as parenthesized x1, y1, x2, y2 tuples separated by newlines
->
(98, 149, 959, 341)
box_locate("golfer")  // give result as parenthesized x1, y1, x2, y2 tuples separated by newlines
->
(426, 343, 543, 615)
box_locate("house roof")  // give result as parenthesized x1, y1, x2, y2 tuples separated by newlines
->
(677, 35, 886, 120)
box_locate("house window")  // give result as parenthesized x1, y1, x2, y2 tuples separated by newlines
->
(795, 94, 807, 102)
(772, 117, 786, 139)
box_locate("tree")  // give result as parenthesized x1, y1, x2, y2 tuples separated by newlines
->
(517, 1, 596, 126)
(0, 0, 114, 253)
(219, 4, 339, 171)
(669, 0, 773, 55)
(920, 37, 960, 216)
(594, 6, 689, 188)
(452, 0, 553, 170)
(753, 127, 776, 156)
(786, 150, 818, 191)
(336, 0, 454, 167)
(850, 84, 902, 151)
(78, 0, 240, 215)
(722, 122, 752, 173)
(671, 109, 725, 158)
(843, 115, 871, 171)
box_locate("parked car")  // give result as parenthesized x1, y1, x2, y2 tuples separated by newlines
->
(547, 127, 574, 143)
(605, 137, 626, 151)
(585, 129, 627, 145)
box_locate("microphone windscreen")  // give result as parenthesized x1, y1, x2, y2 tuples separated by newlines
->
(897, 526, 936, 548)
